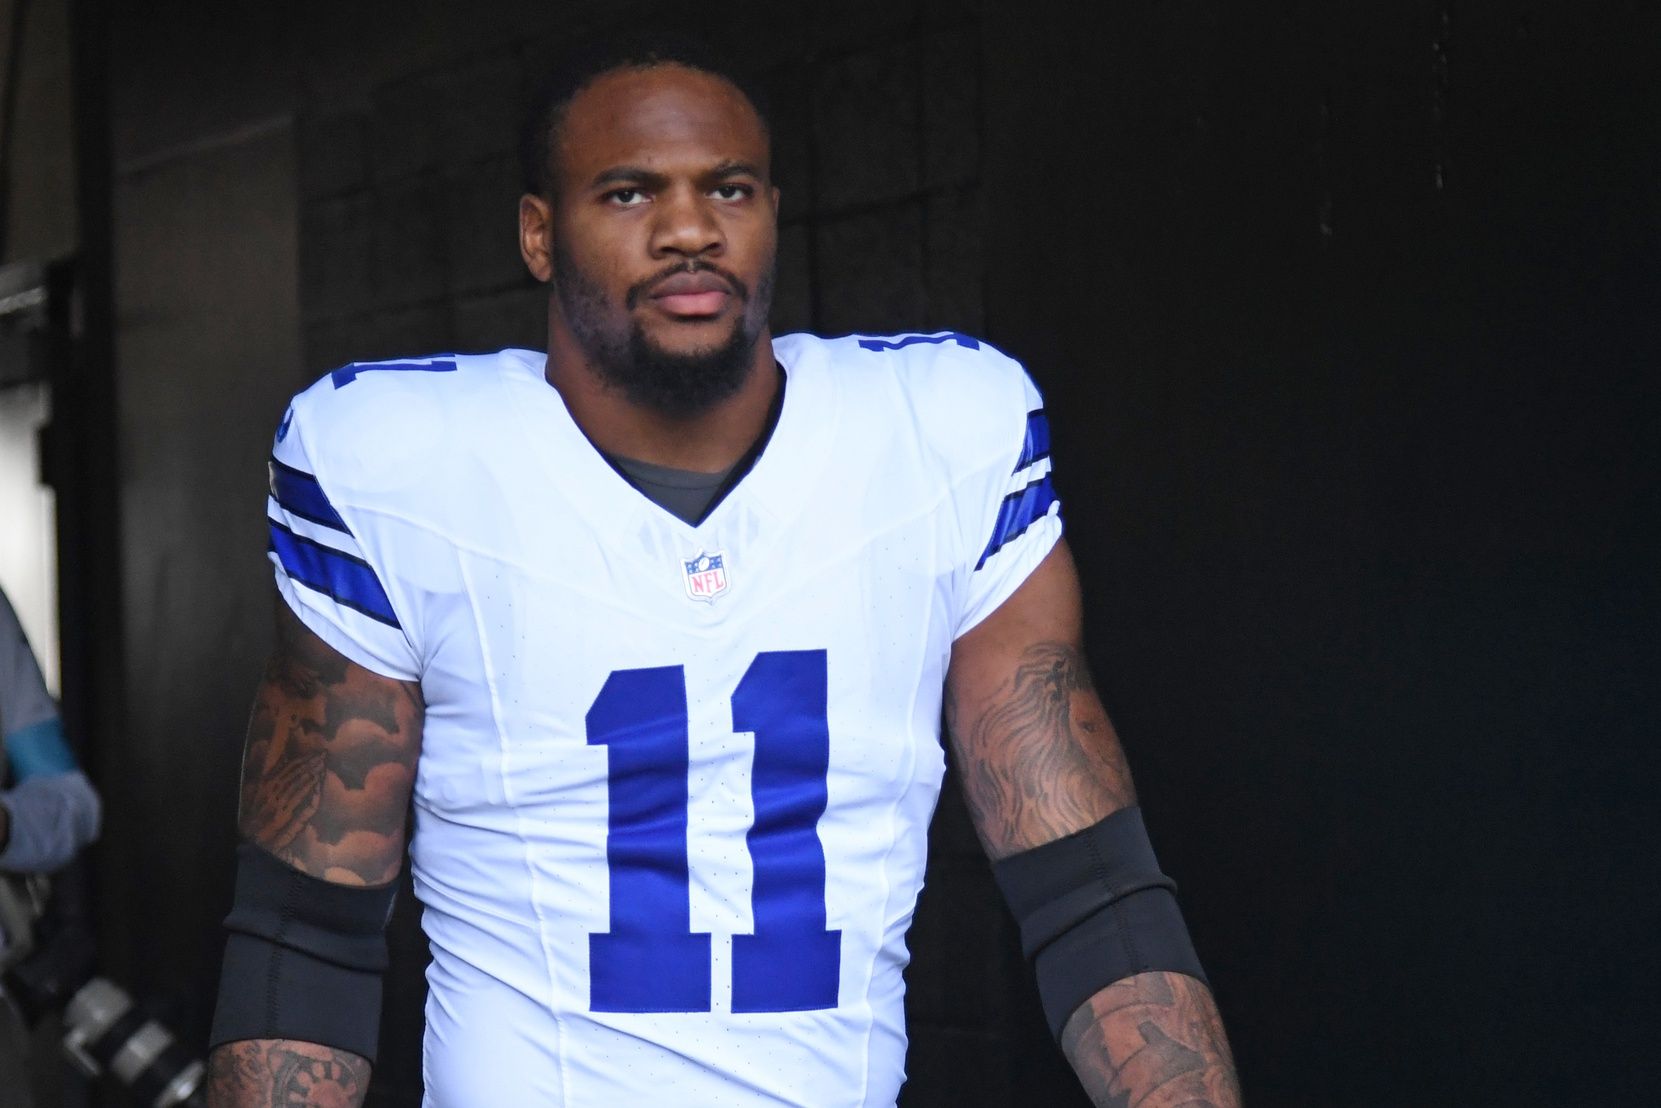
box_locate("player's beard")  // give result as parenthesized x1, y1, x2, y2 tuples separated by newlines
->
(553, 243, 775, 419)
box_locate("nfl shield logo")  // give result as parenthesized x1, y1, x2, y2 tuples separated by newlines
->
(682, 550, 730, 602)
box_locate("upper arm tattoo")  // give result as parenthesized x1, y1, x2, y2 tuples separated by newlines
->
(946, 640, 1134, 859)
(238, 603, 423, 886)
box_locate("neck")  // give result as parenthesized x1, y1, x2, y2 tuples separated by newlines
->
(544, 317, 780, 473)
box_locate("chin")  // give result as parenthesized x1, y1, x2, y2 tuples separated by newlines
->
(645, 319, 745, 356)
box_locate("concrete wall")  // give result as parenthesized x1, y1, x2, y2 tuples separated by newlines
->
(1, 0, 75, 264)
(983, 3, 1659, 1103)
(103, 120, 304, 1058)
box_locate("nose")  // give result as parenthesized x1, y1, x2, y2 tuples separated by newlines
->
(649, 185, 724, 260)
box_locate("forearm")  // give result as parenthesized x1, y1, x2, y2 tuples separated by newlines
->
(205, 1039, 370, 1107)
(0, 771, 101, 872)
(1061, 971, 1240, 1108)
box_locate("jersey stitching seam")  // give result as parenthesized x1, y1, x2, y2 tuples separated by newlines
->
(453, 555, 571, 1103)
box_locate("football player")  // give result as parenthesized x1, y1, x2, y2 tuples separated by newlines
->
(206, 35, 1239, 1108)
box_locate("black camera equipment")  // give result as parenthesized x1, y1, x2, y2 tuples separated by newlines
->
(1, 873, 206, 1107)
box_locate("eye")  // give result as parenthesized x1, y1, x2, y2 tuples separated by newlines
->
(710, 183, 753, 201)
(605, 187, 648, 207)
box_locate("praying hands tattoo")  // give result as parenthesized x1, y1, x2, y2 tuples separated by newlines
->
(206, 602, 423, 1108)
(237, 603, 422, 886)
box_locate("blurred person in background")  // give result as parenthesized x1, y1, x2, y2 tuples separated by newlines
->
(0, 585, 101, 1108)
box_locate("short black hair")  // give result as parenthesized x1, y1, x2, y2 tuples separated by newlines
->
(518, 31, 773, 199)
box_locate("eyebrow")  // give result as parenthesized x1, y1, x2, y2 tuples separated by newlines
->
(589, 165, 668, 190)
(710, 160, 764, 180)
(587, 160, 765, 190)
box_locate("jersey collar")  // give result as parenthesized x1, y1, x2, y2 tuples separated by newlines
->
(502, 334, 836, 540)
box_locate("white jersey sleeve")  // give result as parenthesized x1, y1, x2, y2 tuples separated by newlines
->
(266, 372, 423, 682)
(949, 344, 1063, 636)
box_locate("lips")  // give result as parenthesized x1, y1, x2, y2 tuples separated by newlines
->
(648, 270, 736, 317)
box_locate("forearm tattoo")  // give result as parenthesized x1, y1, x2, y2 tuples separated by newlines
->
(238, 603, 422, 885)
(1061, 972, 1241, 1108)
(206, 1040, 371, 1108)
(946, 641, 1134, 858)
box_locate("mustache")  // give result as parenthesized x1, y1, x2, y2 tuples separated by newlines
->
(624, 259, 748, 310)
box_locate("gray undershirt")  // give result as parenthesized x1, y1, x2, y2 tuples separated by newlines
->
(603, 363, 787, 525)
(608, 454, 735, 526)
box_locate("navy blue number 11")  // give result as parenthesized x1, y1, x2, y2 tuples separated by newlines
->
(585, 650, 841, 1013)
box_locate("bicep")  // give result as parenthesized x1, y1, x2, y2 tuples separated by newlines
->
(944, 539, 1134, 860)
(238, 596, 423, 886)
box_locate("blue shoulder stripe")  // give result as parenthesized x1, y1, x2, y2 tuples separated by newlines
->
(269, 457, 350, 533)
(856, 332, 981, 352)
(977, 474, 1058, 569)
(1015, 409, 1051, 472)
(331, 357, 457, 389)
(268, 521, 400, 627)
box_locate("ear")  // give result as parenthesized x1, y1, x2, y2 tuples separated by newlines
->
(519, 193, 554, 283)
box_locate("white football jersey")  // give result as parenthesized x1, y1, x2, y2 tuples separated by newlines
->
(265, 332, 1061, 1107)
